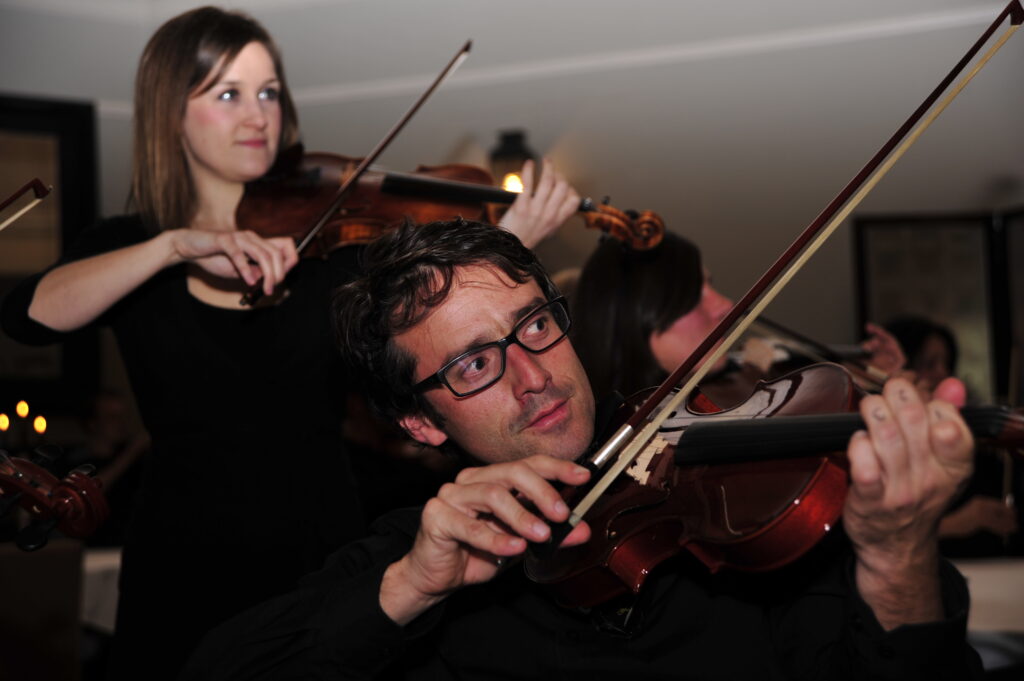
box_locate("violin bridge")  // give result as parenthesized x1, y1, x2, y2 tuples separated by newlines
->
(625, 436, 668, 485)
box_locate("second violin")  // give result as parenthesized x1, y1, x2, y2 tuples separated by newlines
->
(236, 144, 666, 256)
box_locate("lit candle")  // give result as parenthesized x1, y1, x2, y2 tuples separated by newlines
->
(33, 415, 47, 446)
(15, 400, 30, 452)
(0, 413, 8, 451)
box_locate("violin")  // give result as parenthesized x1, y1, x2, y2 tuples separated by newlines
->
(742, 319, 886, 382)
(236, 40, 662, 306)
(708, 317, 891, 405)
(237, 144, 665, 254)
(523, 1, 1023, 608)
(0, 446, 109, 551)
(526, 363, 1024, 607)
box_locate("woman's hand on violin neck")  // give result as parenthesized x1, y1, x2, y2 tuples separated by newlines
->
(379, 455, 590, 626)
(498, 159, 581, 249)
(168, 228, 298, 295)
(843, 376, 973, 628)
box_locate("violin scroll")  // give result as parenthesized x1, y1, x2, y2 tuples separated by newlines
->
(580, 202, 664, 251)
(0, 447, 109, 551)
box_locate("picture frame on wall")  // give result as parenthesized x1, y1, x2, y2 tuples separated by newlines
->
(854, 213, 997, 403)
(0, 94, 98, 412)
(1001, 207, 1024, 407)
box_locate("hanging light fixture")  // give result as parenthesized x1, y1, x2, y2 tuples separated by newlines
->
(489, 130, 537, 193)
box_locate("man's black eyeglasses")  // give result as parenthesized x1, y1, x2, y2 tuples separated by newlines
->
(412, 297, 571, 397)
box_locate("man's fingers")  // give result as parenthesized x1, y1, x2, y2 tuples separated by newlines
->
(421, 496, 526, 556)
(847, 429, 884, 502)
(439, 483, 550, 544)
(932, 377, 967, 408)
(925, 399, 972, 471)
(455, 456, 588, 522)
(858, 392, 910, 487)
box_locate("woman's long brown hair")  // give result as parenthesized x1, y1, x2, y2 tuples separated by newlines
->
(129, 6, 299, 233)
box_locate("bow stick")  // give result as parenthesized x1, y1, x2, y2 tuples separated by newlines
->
(0, 178, 52, 234)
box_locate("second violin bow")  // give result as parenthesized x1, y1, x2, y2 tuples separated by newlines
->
(0, 179, 52, 234)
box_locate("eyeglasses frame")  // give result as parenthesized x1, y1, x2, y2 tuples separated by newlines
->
(412, 296, 571, 398)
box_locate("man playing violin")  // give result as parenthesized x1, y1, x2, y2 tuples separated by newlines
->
(183, 219, 982, 680)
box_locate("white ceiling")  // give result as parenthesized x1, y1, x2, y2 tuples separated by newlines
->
(2, 0, 1022, 342)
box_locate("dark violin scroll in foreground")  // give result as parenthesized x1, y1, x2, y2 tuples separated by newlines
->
(0, 446, 109, 551)
(237, 145, 666, 256)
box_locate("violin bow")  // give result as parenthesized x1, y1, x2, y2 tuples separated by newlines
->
(566, 1, 1024, 529)
(746, 317, 889, 389)
(241, 40, 472, 305)
(0, 178, 52, 234)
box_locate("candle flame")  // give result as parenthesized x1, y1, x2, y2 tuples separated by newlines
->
(33, 415, 46, 435)
(15, 401, 29, 418)
(0, 414, 8, 431)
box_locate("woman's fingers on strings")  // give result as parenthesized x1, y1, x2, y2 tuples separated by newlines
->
(238, 231, 284, 286)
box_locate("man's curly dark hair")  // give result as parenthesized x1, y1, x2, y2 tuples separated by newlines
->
(331, 218, 558, 427)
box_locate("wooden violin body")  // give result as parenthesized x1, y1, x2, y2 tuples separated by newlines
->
(237, 149, 503, 254)
(525, 363, 859, 608)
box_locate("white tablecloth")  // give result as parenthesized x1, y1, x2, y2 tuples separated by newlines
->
(80, 547, 121, 634)
(953, 558, 1024, 632)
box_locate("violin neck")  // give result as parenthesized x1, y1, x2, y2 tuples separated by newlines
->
(379, 170, 593, 212)
(675, 406, 1024, 466)
(380, 170, 517, 204)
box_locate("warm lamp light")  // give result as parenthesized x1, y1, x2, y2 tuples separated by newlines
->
(490, 130, 536, 195)
(15, 400, 29, 418)
(33, 415, 46, 435)
(502, 174, 525, 193)
(0, 414, 8, 432)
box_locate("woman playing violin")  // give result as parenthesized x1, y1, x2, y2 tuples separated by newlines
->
(0, 7, 578, 680)
(571, 233, 905, 405)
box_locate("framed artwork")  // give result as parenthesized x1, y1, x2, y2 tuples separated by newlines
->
(1002, 207, 1024, 406)
(0, 94, 98, 412)
(854, 214, 997, 403)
